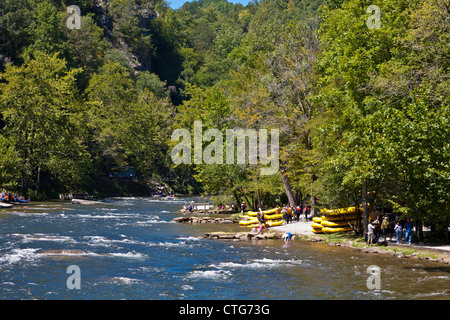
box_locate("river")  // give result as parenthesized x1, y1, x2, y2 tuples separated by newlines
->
(0, 197, 449, 300)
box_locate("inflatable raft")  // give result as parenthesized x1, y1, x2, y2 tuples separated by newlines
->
(239, 208, 284, 228)
(321, 219, 356, 227)
(311, 213, 356, 234)
(245, 219, 284, 228)
(247, 208, 278, 216)
(239, 218, 258, 225)
(321, 214, 357, 221)
(266, 220, 284, 227)
(321, 226, 353, 233)
(321, 206, 357, 216)
(311, 222, 323, 229)
(265, 213, 283, 220)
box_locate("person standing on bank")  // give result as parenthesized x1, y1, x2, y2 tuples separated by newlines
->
(367, 221, 375, 245)
(404, 218, 414, 245)
(394, 221, 403, 244)
(294, 206, 301, 222)
(381, 216, 389, 243)
(282, 206, 288, 222)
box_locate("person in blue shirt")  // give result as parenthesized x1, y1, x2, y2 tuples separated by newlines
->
(294, 206, 302, 221)
(282, 232, 293, 244)
(404, 218, 414, 245)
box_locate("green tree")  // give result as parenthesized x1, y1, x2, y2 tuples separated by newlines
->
(25, 1, 69, 58)
(0, 51, 89, 195)
(315, 0, 449, 238)
(119, 89, 175, 183)
(86, 60, 137, 175)
(136, 71, 168, 99)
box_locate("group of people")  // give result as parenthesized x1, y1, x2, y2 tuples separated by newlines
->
(1, 190, 29, 203)
(277, 204, 310, 224)
(367, 215, 415, 245)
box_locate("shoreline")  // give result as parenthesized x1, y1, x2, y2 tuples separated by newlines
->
(274, 221, 450, 264)
(200, 219, 450, 265)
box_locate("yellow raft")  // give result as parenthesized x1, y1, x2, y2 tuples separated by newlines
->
(311, 222, 323, 229)
(242, 213, 281, 222)
(321, 214, 357, 221)
(245, 219, 284, 228)
(321, 219, 356, 227)
(265, 213, 283, 220)
(239, 218, 258, 226)
(267, 220, 284, 227)
(240, 208, 284, 228)
(321, 226, 353, 233)
(247, 208, 278, 216)
(311, 213, 355, 233)
(321, 206, 357, 216)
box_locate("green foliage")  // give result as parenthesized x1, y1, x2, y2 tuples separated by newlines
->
(24, 1, 69, 58)
(136, 71, 168, 99)
(0, 0, 448, 239)
(314, 0, 449, 235)
(0, 51, 89, 193)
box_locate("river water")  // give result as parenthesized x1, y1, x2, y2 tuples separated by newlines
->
(0, 197, 448, 300)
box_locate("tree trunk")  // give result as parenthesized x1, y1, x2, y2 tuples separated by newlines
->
(415, 219, 424, 241)
(310, 174, 317, 216)
(362, 181, 369, 236)
(240, 187, 253, 209)
(310, 195, 316, 217)
(255, 173, 261, 209)
(36, 164, 41, 195)
(256, 190, 261, 210)
(296, 190, 303, 207)
(280, 172, 296, 207)
(233, 190, 240, 209)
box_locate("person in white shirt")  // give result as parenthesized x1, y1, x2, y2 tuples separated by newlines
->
(367, 221, 375, 245)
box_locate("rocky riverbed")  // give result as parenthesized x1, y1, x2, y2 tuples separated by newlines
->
(173, 216, 237, 224)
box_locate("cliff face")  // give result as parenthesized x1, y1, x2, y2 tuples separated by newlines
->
(95, 0, 158, 73)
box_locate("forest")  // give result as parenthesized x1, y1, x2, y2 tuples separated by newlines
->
(0, 0, 448, 238)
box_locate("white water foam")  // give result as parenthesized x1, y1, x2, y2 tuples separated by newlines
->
(108, 252, 145, 259)
(109, 277, 142, 284)
(14, 233, 76, 244)
(186, 269, 232, 280)
(176, 236, 201, 241)
(0, 248, 41, 266)
(6, 211, 49, 217)
(181, 284, 194, 290)
(40, 250, 145, 259)
(77, 213, 136, 219)
(146, 240, 200, 249)
(135, 219, 170, 226)
(211, 258, 303, 270)
(84, 235, 146, 247)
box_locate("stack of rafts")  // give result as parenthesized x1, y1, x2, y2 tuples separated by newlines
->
(238, 208, 284, 228)
(311, 206, 357, 234)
